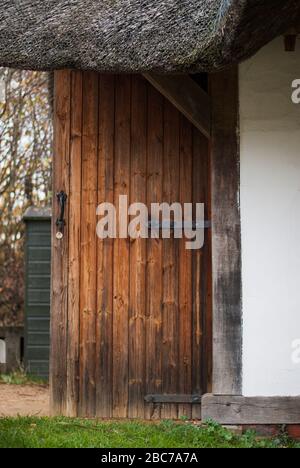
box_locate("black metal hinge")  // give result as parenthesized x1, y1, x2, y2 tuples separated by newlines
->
(145, 394, 202, 404)
(147, 220, 211, 230)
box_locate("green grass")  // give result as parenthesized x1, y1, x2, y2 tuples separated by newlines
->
(0, 371, 47, 386)
(0, 418, 299, 448)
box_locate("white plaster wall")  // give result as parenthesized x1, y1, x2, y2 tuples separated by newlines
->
(240, 37, 300, 396)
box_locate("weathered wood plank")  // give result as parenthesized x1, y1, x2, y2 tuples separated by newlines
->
(128, 75, 147, 419)
(195, 130, 212, 400)
(161, 99, 180, 420)
(112, 75, 131, 418)
(79, 71, 99, 417)
(50, 70, 71, 416)
(96, 74, 115, 418)
(143, 73, 211, 139)
(210, 68, 242, 395)
(203, 140, 213, 395)
(202, 395, 300, 424)
(191, 130, 207, 420)
(66, 70, 83, 417)
(178, 115, 193, 420)
(145, 85, 164, 420)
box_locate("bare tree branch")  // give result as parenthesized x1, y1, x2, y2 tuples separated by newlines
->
(0, 68, 52, 325)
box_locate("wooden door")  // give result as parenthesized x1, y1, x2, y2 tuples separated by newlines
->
(51, 71, 212, 419)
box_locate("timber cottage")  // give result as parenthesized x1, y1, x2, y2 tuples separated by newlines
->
(1, 0, 300, 425)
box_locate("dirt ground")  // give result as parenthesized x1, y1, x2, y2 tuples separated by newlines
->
(0, 383, 49, 417)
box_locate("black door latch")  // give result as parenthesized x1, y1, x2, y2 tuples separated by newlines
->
(56, 191, 67, 239)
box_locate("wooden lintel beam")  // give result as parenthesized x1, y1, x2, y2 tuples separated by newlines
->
(143, 73, 211, 139)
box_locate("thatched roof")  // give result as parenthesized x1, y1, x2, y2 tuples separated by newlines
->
(0, 1, 299, 73)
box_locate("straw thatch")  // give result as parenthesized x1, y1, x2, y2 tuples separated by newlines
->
(0, 1, 299, 72)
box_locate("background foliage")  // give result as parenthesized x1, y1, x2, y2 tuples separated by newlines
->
(0, 69, 52, 325)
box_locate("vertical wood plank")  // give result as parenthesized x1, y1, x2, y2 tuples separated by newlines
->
(203, 140, 213, 395)
(145, 85, 164, 420)
(178, 116, 193, 419)
(79, 71, 99, 417)
(50, 70, 71, 416)
(128, 76, 147, 418)
(210, 68, 242, 395)
(66, 71, 83, 417)
(192, 130, 210, 419)
(112, 75, 131, 418)
(161, 100, 180, 419)
(96, 74, 115, 418)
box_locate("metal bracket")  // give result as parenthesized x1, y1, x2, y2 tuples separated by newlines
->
(145, 394, 202, 404)
(147, 220, 211, 230)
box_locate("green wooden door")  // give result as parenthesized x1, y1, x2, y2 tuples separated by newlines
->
(24, 208, 51, 379)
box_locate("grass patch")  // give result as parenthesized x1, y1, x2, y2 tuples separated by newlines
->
(0, 417, 299, 448)
(0, 371, 47, 386)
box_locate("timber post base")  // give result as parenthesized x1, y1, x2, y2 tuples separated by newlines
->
(202, 394, 300, 425)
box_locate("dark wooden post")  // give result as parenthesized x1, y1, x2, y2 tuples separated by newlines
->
(209, 67, 243, 395)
